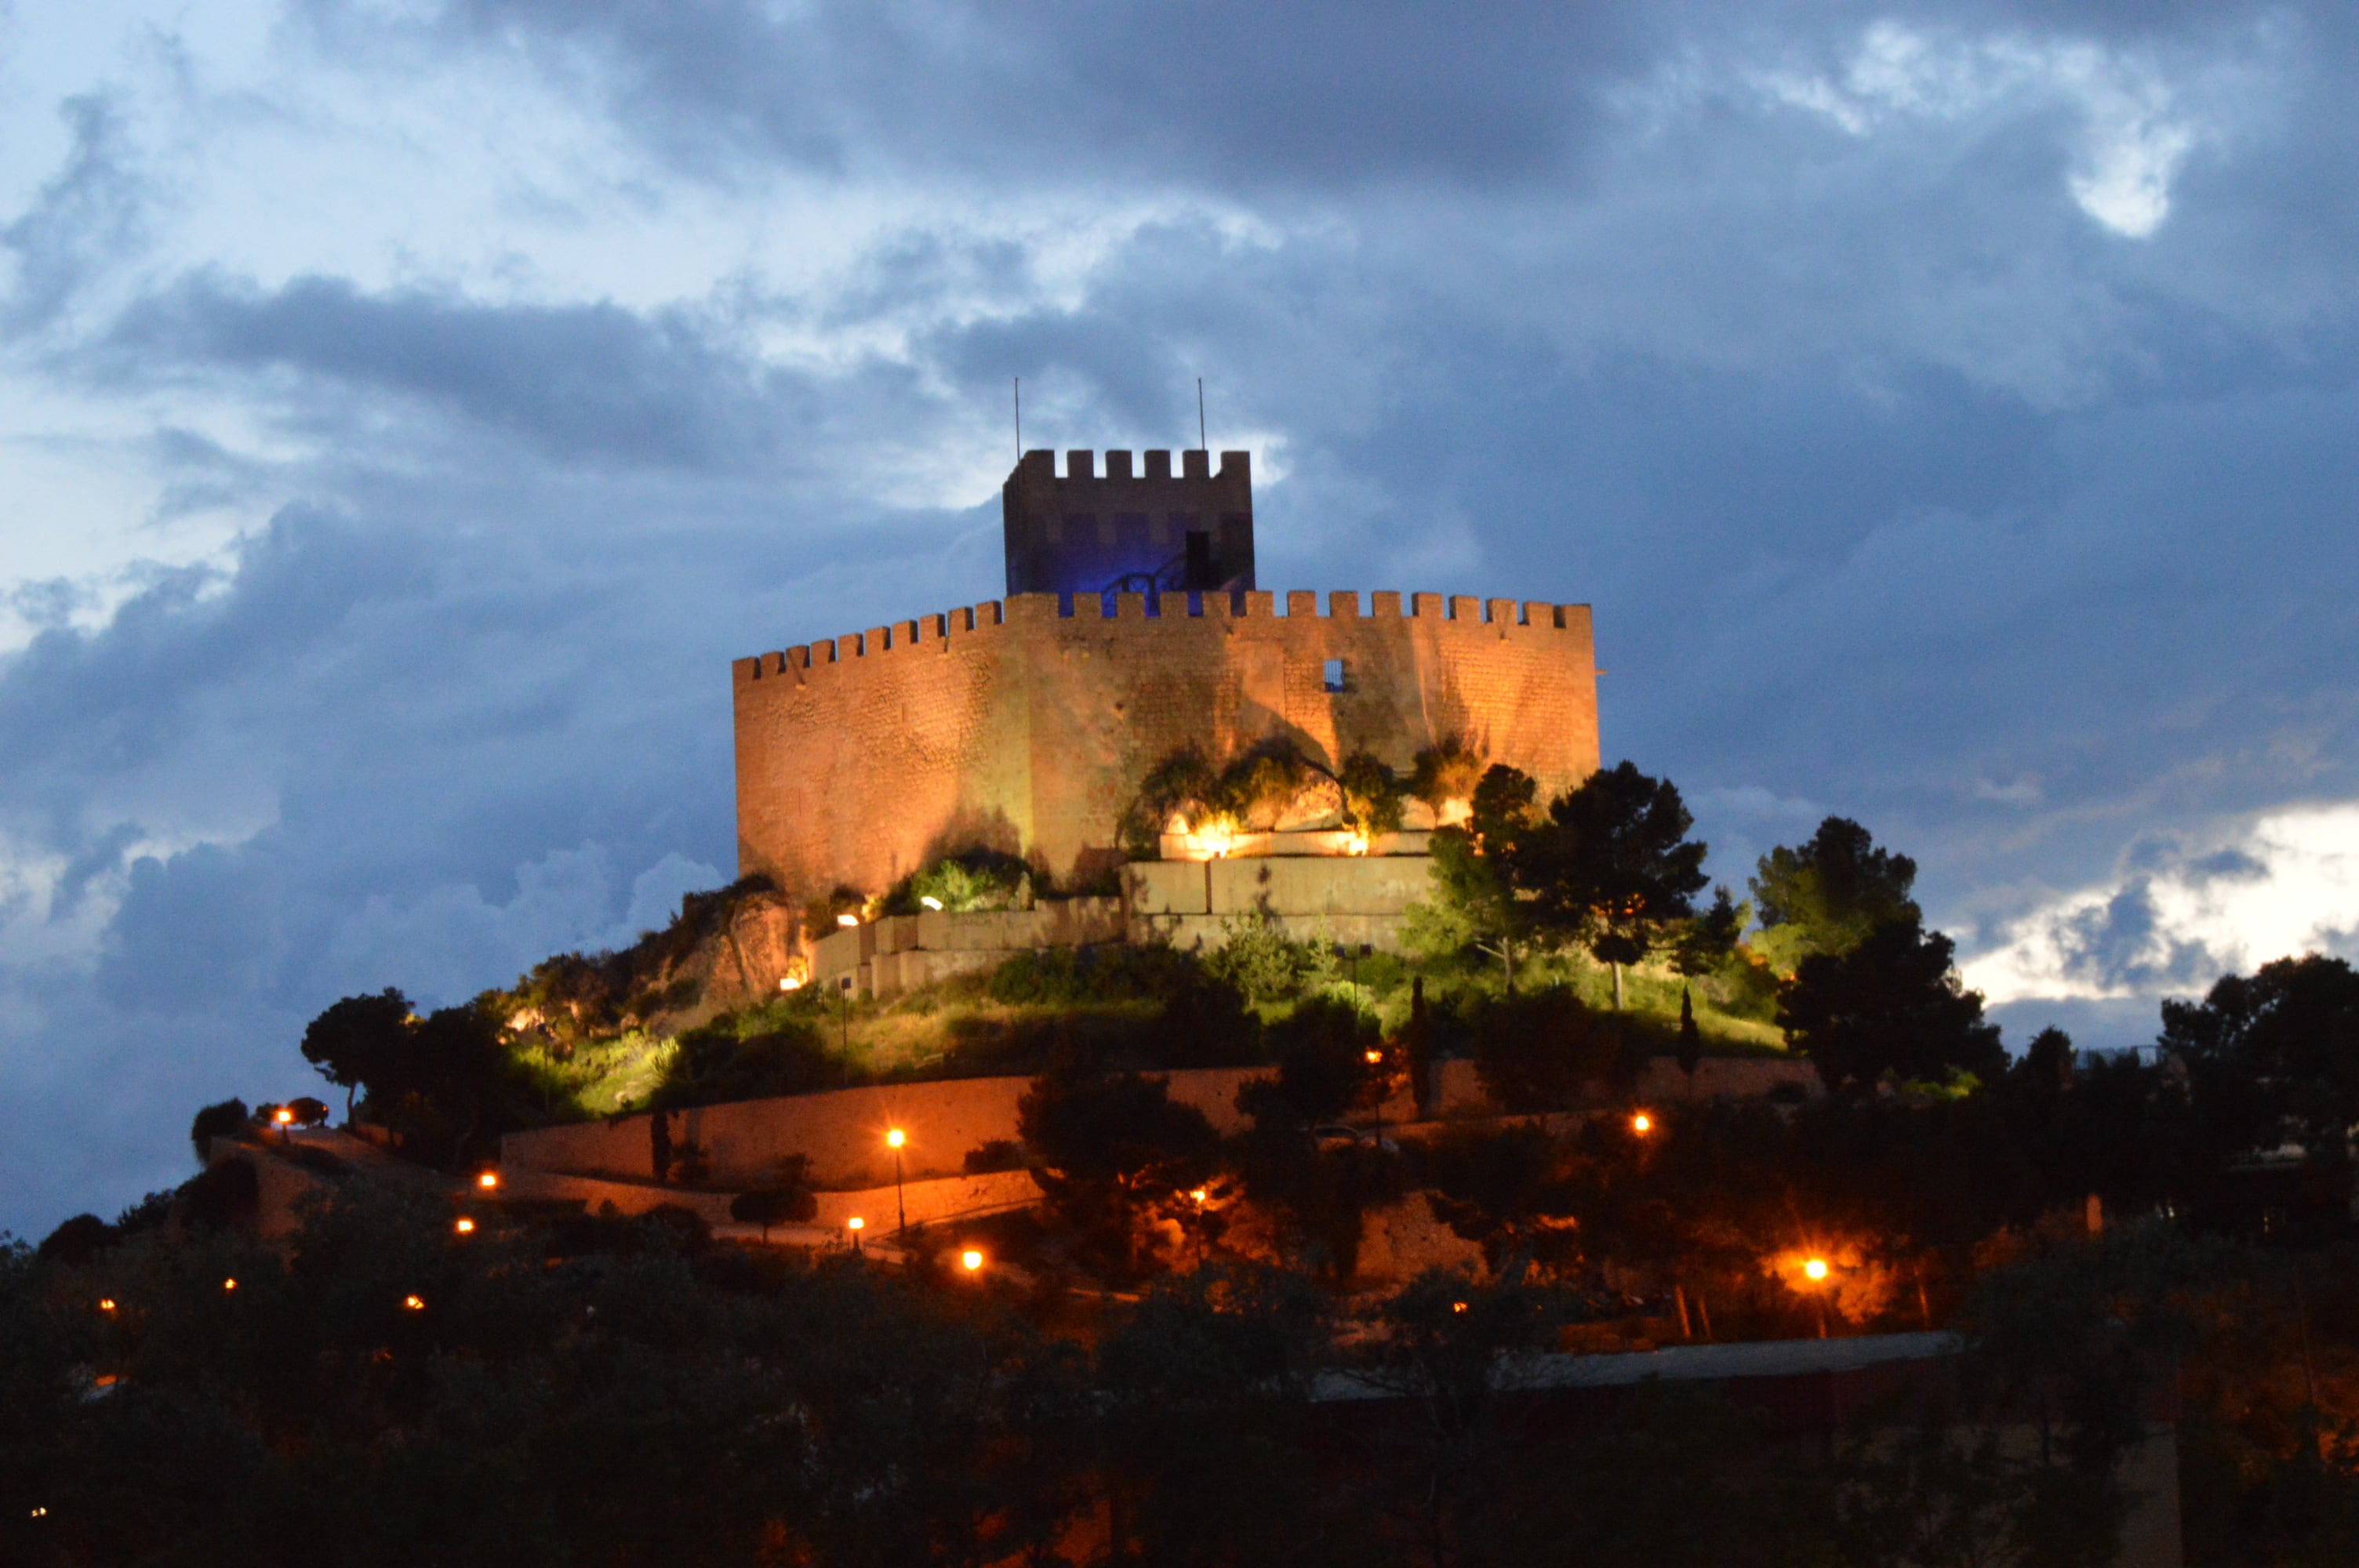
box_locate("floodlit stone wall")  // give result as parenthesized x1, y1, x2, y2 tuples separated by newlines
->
(502, 1066, 1277, 1192)
(733, 588, 1599, 899)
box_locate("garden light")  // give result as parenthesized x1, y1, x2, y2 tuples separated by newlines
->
(780, 975, 802, 992)
(477, 1171, 499, 1191)
(846, 1217, 864, 1232)
(1630, 1112, 1652, 1135)
(1452, 1301, 1469, 1313)
(837, 913, 860, 927)
(223, 1278, 237, 1293)
(98, 1298, 116, 1313)
(961, 1250, 983, 1272)
(1365, 1049, 1383, 1065)
(402, 1294, 425, 1312)
(454, 1218, 475, 1235)
(920, 895, 944, 911)
(274, 1107, 293, 1127)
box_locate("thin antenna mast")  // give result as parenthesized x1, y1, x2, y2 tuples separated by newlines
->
(1197, 378, 1206, 452)
(1013, 377, 1022, 463)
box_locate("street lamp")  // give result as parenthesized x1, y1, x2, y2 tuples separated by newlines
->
(454, 1217, 475, 1236)
(273, 1106, 295, 1144)
(847, 1216, 864, 1254)
(1630, 1112, 1653, 1136)
(961, 1249, 983, 1272)
(886, 1129, 907, 1234)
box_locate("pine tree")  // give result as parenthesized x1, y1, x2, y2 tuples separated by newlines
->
(1677, 985, 1703, 1078)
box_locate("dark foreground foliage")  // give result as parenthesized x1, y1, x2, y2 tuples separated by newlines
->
(11, 1177, 2359, 1567)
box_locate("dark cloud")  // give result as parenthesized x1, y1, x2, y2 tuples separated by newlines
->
(362, 0, 1651, 192)
(1, 93, 145, 335)
(106, 275, 785, 470)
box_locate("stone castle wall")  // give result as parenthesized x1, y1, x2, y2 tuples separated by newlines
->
(733, 588, 1600, 898)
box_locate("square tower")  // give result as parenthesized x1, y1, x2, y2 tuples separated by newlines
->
(1001, 448, 1256, 598)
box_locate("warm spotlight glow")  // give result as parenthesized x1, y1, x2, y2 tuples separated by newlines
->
(837, 913, 860, 928)
(846, 1217, 864, 1232)
(1803, 1258, 1830, 1282)
(961, 1250, 983, 1272)
(477, 1171, 500, 1190)
(1630, 1112, 1652, 1135)
(1365, 1049, 1383, 1065)
(886, 1128, 905, 1149)
(403, 1294, 425, 1312)
(1345, 832, 1370, 856)
(98, 1298, 117, 1312)
(454, 1218, 475, 1235)
(920, 895, 944, 911)
(1189, 1188, 1208, 1204)
(223, 1278, 238, 1293)
(274, 1108, 294, 1126)
(780, 975, 802, 992)
(1451, 1301, 1469, 1313)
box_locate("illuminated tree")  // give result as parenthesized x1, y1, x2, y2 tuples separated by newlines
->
(1749, 816, 1920, 975)
(1518, 760, 1711, 1009)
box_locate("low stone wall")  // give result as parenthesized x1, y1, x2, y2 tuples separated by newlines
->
(496, 1166, 1041, 1233)
(503, 1066, 1278, 1191)
(1139, 912, 1406, 953)
(1427, 1054, 1820, 1116)
(506, 1053, 1818, 1191)
(1125, 853, 1434, 920)
(812, 898, 1128, 998)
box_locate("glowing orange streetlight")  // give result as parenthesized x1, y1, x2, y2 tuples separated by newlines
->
(837, 912, 860, 928)
(273, 1105, 295, 1143)
(780, 975, 802, 992)
(402, 1294, 425, 1312)
(886, 1130, 907, 1233)
(1803, 1257, 1830, 1282)
(222, 1278, 238, 1293)
(1451, 1301, 1469, 1314)
(1189, 1188, 1208, 1205)
(960, 1249, 983, 1272)
(453, 1218, 476, 1236)
(476, 1171, 500, 1192)
(98, 1298, 117, 1313)
(1630, 1112, 1653, 1136)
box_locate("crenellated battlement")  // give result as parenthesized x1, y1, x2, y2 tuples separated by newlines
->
(734, 589, 1592, 684)
(1003, 447, 1256, 598)
(735, 446, 1601, 900)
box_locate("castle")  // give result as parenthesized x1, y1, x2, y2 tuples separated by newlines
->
(732, 448, 1600, 968)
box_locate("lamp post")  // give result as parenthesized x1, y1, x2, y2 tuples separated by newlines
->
(886, 1128, 907, 1235)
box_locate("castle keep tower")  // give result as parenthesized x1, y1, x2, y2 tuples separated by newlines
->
(733, 449, 1598, 909)
(1003, 448, 1255, 597)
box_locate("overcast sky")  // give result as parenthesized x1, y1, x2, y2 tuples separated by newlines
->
(4, 1, 2356, 1236)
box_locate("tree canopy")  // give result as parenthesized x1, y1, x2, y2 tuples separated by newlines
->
(1779, 918, 2005, 1094)
(1517, 760, 1712, 1007)
(1750, 816, 1921, 975)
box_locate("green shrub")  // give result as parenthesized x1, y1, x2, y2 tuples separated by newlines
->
(1202, 914, 1339, 1004)
(963, 1138, 1027, 1174)
(654, 1018, 838, 1109)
